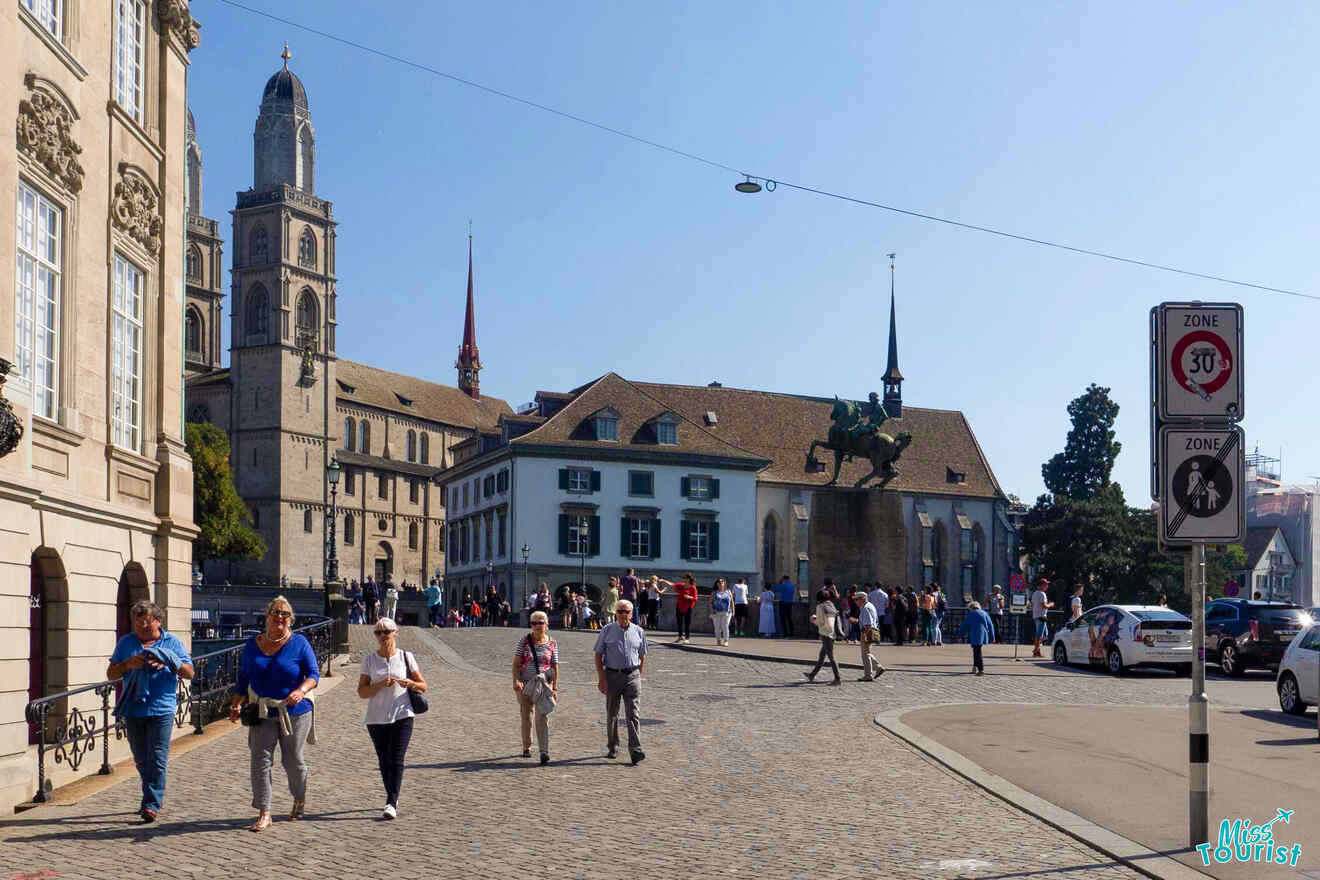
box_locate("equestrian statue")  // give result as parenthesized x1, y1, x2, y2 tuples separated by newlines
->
(805, 392, 912, 490)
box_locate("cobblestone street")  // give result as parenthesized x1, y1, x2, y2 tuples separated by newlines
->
(0, 627, 1190, 880)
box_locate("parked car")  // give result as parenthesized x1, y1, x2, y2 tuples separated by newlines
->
(1052, 605, 1192, 675)
(1275, 622, 1320, 715)
(1206, 599, 1310, 676)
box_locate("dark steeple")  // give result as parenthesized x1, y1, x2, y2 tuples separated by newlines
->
(882, 253, 902, 417)
(456, 235, 482, 399)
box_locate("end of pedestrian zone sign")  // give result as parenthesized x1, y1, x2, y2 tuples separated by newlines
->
(1157, 425, 1245, 546)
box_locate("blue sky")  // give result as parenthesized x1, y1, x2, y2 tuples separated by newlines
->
(188, 1, 1320, 502)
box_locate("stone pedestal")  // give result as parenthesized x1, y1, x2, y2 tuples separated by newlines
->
(808, 488, 907, 588)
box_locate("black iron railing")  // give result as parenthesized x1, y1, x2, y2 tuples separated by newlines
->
(23, 618, 334, 803)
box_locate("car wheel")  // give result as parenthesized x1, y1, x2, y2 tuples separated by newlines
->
(1106, 646, 1124, 675)
(1278, 673, 1308, 716)
(1219, 643, 1244, 677)
(1176, 664, 1192, 677)
(1053, 642, 1068, 666)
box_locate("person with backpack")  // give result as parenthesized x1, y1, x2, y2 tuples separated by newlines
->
(710, 578, 734, 646)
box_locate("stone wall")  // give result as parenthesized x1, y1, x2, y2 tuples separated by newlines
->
(807, 488, 907, 588)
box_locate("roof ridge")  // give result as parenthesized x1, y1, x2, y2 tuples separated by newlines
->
(509, 373, 615, 445)
(614, 375, 770, 461)
(626, 379, 961, 415)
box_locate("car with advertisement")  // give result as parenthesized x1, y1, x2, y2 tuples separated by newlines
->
(1275, 621, 1320, 715)
(1205, 599, 1310, 676)
(1052, 605, 1192, 675)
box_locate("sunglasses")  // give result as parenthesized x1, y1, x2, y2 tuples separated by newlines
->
(269, 611, 292, 619)
(531, 621, 547, 626)
(374, 629, 395, 636)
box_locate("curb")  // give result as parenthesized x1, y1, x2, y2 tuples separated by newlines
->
(663, 640, 867, 671)
(872, 705, 1215, 880)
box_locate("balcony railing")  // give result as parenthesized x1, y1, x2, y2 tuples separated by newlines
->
(22, 618, 335, 804)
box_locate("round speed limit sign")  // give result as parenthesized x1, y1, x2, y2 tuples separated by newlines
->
(1171, 331, 1233, 398)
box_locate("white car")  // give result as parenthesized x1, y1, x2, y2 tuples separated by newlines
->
(1052, 605, 1193, 675)
(1275, 622, 1320, 715)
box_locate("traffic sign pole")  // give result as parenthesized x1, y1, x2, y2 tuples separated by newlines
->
(1188, 544, 1209, 846)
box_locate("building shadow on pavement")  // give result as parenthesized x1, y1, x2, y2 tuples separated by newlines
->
(1, 817, 250, 844)
(409, 755, 615, 771)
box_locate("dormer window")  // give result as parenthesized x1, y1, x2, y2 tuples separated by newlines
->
(395, 392, 414, 407)
(654, 413, 679, 445)
(946, 468, 967, 484)
(590, 406, 620, 442)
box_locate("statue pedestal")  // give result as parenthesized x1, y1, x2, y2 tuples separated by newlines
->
(808, 488, 907, 588)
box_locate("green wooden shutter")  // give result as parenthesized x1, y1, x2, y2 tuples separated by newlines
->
(680, 519, 691, 560)
(681, 476, 691, 498)
(650, 518, 661, 559)
(710, 478, 720, 499)
(558, 514, 569, 554)
(621, 517, 631, 557)
(589, 515, 601, 556)
(590, 470, 602, 492)
(558, 468, 570, 490)
(709, 521, 720, 560)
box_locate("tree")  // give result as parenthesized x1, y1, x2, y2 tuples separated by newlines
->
(1041, 383, 1121, 501)
(187, 422, 265, 565)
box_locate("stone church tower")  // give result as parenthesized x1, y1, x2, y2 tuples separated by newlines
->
(185, 110, 224, 376)
(228, 47, 339, 581)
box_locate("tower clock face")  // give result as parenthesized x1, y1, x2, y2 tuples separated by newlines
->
(463, 370, 473, 382)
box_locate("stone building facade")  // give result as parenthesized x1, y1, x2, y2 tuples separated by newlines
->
(185, 56, 510, 587)
(1, 0, 199, 811)
(183, 109, 222, 375)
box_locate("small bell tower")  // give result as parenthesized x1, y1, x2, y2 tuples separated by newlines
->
(882, 252, 903, 418)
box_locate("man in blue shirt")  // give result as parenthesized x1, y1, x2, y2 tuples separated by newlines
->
(107, 601, 194, 823)
(424, 579, 443, 627)
(594, 599, 648, 764)
(776, 576, 797, 638)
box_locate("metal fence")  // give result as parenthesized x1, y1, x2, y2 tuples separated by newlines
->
(22, 617, 335, 804)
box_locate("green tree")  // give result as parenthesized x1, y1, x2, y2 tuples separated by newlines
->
(1023, 486, 1133, 606)
(1041, 383, 1121, 501)
(187, 422, 265, 565)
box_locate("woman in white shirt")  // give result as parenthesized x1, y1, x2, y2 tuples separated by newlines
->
(357, 618, 427, 819)
(804, 589, 842, 685)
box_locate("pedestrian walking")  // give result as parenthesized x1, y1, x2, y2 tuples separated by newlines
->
(731, 576, 750, 637)
(533, 583, 552, 615)
(658, 574, 698, 642)
(890, 588, 907, 646)
(424, 580, 443, 627)
(513, 610, 559, 764)
(106, 601, 195, 823)
(757, 583, 777, 637)
(986, 585, 1005, 643)
(803, 589, 842, 685)
(855, 591, 885, 680)
(363, 577, 380, 625)
(382, 579, 399, 621)
(1069, 584, 1084, 622)
(358, 617, 426, 818)
(619, 568, 640, 606)
(1030, 578, 1054, 658)
(594, 600, 647, 764)
(710, 578, 733, 645)
(775, 575, 797, 637)
(601, 577, 620, 624)
(228, 596, 320, 832)
(868, 583, 889, 642)
(958, 601, 996, 675)
(933, 587, 947, 645)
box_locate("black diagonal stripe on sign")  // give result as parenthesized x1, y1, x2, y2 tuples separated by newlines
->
(1168, 430, 1239, 537)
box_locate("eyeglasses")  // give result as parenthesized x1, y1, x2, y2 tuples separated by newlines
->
(616, 610, 632, 615)
(269, 611, 292, 619)
(374, 629, 394, 636)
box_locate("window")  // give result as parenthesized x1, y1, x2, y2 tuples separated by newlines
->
(656, 419, 678, 445)
(419, 433, 429, 464)
(344, 469, 355, 496)
(22, 0, 61, 36)
(683, 475, 718, 500)
(484, 474, 495, 497)
(762, 514, 778, 580)
(560, 467, 598, 493)
(359, 420, 370, 454)
(497, 469, 509, 493)
(378, 473, 388, 500)
(378, 518, 389, 532)
(921, 524, 935, 586)
(185, 308, 201, 354)
(303, 509, 313, 533)
(628, 517, 651, 558)
(931, 524, 946, 587)
(960, 526, 980, 596)
(629, 472, 654, 497)
(408, 523, 418, 550)
(595, 415, 618, 441)
(249, 223, 268, 264)
(568, 516, 591, 555)
(409, 479, 419, 504)
(484, 514, 492, 559)
(344, 515, 355, 545)
(462, 484, 469, 507)
(295, 291, 318, 341)
(406, 430, 416, 462)
(113, 0, 145, 122)
(687, 520, 710, 561)
(15, 183, 61, 420)
(246, 284, 269, 338)
(452, 488, 459, 510)
(298, 228, 316, 269)
(344, 417, 356, 451)
(111, 254, 143, 450)
(498, 510, 507, 556)
(186, 245, 201, 281)
(947, 468, 967, 484)
(473, 477, 481, 500)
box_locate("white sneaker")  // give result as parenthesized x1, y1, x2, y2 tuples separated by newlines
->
(382, 804, 397, 820)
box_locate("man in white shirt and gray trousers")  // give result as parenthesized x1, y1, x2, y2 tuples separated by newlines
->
(856, 591, 885, 681)
(594, 599, 648, 764)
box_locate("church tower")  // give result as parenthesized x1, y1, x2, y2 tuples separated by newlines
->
(228, 46, 339, 582)
(456, 237, 482, 399)
(184, 109, 224, 377)
(882, 254, 903, 418)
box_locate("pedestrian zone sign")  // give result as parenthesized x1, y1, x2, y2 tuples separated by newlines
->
(1158, 425, 1244, 545)
(1152, 303, 1243, 422)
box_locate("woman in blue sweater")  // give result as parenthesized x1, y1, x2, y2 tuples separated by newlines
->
(229, 596, 320, 831)
(958, 600, 996, 676)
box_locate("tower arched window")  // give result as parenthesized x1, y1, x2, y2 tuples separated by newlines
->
(406, 430, 417, 462)
(303, 509, 313, 533)
(246, 284, 269, 339)
(249, 223, 268, 264)
(359, 421, 370, 455)
(186, 244, 202, 281)
(296, 290, 318, 338)
(344, 417, 356, 451)
(344, 514, 355, 546)
(185, 307, 202, 355)
(298, 228, 317, 269)
(419, 433, 429, 464)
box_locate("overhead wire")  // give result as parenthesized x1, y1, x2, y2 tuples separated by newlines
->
(214, 0, 1318, 303)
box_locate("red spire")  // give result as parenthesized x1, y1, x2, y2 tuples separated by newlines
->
(456, 236, 481, 398)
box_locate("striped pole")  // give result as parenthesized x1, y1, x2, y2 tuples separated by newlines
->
(1189, 543, 1209, 846)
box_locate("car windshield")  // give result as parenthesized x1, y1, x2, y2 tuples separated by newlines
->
(1131, 609, 1190, 622)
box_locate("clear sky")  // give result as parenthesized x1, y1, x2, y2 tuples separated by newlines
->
(188, 1, 1320, 502)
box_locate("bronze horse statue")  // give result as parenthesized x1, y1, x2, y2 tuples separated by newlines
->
(806, 397, 912, 490)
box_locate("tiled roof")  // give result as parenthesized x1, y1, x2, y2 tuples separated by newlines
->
(336, 360, 511, 430)
(629, 381, 1004, 498)
(335, 449, 440, 478)
(187, 368, 232, 388)
(508, 373, 769, 467)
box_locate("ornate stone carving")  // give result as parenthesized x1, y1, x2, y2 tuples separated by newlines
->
(0, 358, 25, 459)
(16, 87, 85, 193)
(111, 169, 163, 255)
(158, 0, 201, 51)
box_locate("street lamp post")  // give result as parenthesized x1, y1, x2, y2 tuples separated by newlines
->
(521, 543, 531, 612)
(326, 457, 341, 586)
(578, 516, 589, 596)
(324, 456, 346, 658)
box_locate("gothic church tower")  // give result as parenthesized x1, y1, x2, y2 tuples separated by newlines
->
(184, 110, 224, 376)
(228, 46, 339, 582)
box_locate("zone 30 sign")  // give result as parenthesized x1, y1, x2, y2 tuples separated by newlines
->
(1153, 303, 1244, 421)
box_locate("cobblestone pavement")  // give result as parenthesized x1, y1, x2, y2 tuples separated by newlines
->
(0, 626, 1171, 880)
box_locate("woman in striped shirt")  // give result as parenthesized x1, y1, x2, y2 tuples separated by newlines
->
(512, 612, 559, 763)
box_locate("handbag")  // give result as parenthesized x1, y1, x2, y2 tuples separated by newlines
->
(524, 636, 557, 715)
(239, 702, 261, 727)
(401, 651, 428, 715)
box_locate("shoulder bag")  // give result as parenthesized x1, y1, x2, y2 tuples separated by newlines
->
(401, 651, 428, 715)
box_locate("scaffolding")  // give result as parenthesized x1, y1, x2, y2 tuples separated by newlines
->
(1245, 446, 1281, 482)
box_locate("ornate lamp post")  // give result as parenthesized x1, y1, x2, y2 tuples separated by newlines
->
(324, 457, 347, 657)
(521, 543, 531, 607)
(578, 516, 590, 595)
(326, 457, 341, 585)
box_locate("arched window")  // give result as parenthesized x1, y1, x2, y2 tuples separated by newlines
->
(932, 523, 946, 588)
(344, 514, 355, 546)
(359, 420, 370, 455)
(246, 284, 269, 338)
(298, 228, 317, 269)
(408, 522, 419, 550)
(762, 513, 779, 582)
(249, 223, 268, 264)
(303, 509, 313, 533)
(344, 417, 356, 451)
(185, 308, 202, 355)
(186, 243, 202, 281)
(296, 290, 318, 337)
(406, 430, 417, 462)
(419, 433, 429, 464)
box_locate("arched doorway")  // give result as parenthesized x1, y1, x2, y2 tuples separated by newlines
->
(115, 563, 151, 641)
(29, 549, 69, 744)
(374, 542, 393, 583)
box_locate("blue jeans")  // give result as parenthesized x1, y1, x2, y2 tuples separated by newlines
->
(123, 713, 174, 812)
